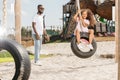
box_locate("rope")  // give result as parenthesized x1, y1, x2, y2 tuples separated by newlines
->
(76, 0, 81, 16)
(76, 0, 83, 32)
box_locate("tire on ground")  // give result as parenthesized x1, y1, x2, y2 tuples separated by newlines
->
(0, 39, 31, 80)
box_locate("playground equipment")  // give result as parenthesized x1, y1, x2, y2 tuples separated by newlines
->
(70, 0, 97, 58)
(71, 33, 97, 58)
(97, 0, 115, 20)
(62, 0, 115, 39)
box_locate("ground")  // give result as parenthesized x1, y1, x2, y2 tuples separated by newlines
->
(21, 36, 115, 47)
(0, 39, 118, 80)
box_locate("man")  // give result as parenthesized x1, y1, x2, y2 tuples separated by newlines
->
(32, 4, 44, 65)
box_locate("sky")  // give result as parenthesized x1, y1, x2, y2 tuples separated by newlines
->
(0, 0, 69, 28)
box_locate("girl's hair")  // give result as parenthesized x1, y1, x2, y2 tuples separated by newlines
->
(81, 9, 96, 27)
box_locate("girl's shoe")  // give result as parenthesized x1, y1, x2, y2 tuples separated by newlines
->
(87, 44, 93, 50)
(77, 43, 83, 49)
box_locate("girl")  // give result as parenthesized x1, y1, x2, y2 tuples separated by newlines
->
(74, 9, 96, 50)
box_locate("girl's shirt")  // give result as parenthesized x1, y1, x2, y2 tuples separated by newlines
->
(74, 18, 90, 34)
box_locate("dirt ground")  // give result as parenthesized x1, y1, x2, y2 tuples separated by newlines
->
(0, 40, 117, 80)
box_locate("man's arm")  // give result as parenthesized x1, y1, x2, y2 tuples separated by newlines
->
(32, 22, 40, 39)
(32, 22, 37, 34)
(43, 15, 47, 35)
(43, 28, 47, 36)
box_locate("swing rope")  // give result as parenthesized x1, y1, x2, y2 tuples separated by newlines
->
(76, 0, 83, 32)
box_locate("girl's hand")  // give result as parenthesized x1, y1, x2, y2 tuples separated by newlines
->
(79, 16, 83, 20)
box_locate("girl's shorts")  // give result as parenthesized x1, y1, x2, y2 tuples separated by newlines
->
(88, 26, 94, 30)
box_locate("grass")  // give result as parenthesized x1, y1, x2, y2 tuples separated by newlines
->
(0, 51, 14, 63)
(0, 51, 54, 63)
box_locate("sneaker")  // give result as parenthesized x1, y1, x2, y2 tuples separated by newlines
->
(77, 43, 83, 49)
(34, 61, 42, 66)
(87, 44, 93, 50)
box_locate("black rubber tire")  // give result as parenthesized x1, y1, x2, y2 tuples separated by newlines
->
(71, 35, 97, 58)
(0, 39, 31, 80)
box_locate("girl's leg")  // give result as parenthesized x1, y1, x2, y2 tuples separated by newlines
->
(76, 29, 81, 44)
(87, 29, 94, 50)
(89, 29, 94, 44)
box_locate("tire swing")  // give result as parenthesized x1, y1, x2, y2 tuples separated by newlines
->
(71, 32, 97, 58)
(0, 39, 31, 80)
(71, 0, 97, 58)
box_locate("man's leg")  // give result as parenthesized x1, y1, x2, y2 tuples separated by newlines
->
(34, 39, 40, 63)
(39, 35, 43, 57)
(32, 34, 40, 63)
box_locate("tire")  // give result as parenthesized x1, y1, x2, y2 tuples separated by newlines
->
(71, 33, 97, 58)
(0, 39, 31, 80)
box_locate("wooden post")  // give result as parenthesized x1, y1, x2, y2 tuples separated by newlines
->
(14, 0, 21, 44)
(115, 0, 120, 79)
(115, 0, 118, 62)
(3, 0, 7, 28)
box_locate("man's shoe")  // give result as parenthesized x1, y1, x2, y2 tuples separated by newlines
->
(34, 61, 42, 66)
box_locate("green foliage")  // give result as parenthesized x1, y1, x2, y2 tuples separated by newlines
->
(99, 17, 107, 23)
(46, 30, 60, 36)
(21, 27, 32, 37)
(0, 51, 14, 63)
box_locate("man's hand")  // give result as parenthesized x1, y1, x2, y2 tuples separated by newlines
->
(36, 34, 40, 40)
(79, 16, 83, 20)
